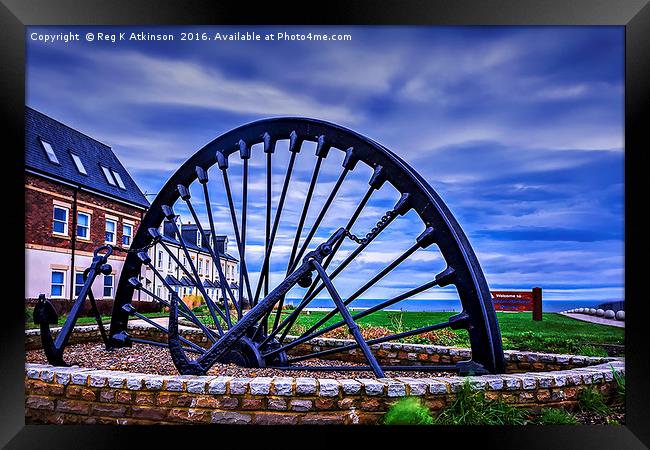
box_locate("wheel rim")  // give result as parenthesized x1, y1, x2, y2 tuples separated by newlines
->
(109, 117, 505, 376)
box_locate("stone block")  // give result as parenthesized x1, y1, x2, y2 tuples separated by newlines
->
(272, 377, 293, 396)
(295, 377, 317, 395)
(230, 378, 251, 395)
(318, 379, 340, 397)
(250, 377, 273, 395)
(207, 376, 232, 395)
(290, 399, 313, 412)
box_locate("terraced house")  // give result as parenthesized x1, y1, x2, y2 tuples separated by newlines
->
(25, 107, 239, 305)
(148, 219, 240, 304)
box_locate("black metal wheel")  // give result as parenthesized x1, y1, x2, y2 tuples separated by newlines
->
(108, 118, 505, 377)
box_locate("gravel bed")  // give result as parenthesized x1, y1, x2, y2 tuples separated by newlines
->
(26, 342, 456, 379)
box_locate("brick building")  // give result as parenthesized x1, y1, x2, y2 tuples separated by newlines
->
(25, 107, 150, 302)
(25, 106, 240, 305)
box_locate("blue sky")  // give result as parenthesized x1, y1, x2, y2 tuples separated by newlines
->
(26, 26, 624, 303)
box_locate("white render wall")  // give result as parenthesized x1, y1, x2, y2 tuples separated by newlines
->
(25, 247, 124, 300)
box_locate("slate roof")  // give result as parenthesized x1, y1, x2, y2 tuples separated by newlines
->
(165, 275, 181, 286)
(25, 107, 149, 209)
(160, 223, 238, 262)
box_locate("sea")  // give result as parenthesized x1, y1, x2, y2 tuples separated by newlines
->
(283, 298, 610, 313)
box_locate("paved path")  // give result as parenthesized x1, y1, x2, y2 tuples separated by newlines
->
(560, 313, 625, 328)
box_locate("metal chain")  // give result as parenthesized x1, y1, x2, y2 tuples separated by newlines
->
(110, 236, 162, 254)
(344, 209, 397, 246)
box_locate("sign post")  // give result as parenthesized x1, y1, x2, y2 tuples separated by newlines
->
(491, 287, 543, 321)
(532, 287, 542, 321)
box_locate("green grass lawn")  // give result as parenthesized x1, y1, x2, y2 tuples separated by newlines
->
(272, 310, 624, 356)
(24, 307, 166, 329)
(26, 305, 624, 357)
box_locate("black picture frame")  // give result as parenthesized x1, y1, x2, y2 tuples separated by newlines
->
(2, 0, 647, 447)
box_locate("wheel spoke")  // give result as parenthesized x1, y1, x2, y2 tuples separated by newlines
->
(217, 152, 251, 318)
(121, 304, 206, 353)
(127, 279, 202, 328)
(134, 253, 221, 339)
(286, 156, 323, 274)
(260, 182, 374, 346)
(269, 203, 400, 341)
(130, 337, 204, 355)
(287, 318, 460, 364)
(162, 205, 231, 329)
(309, 259, 384, 377)
(262, 267, 456, 358)
(240, 140, 250, 314)
(263, 132, 275, 303)
(252, 133, 301, 305)
(302, 228, 434, 337)
(195, 166, 241, 324)
(172, 192, 237, 327)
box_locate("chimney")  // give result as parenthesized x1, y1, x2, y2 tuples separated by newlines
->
(214, 235, 228, 254)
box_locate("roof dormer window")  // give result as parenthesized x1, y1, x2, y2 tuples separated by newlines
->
(39, 138, 59, 164)
(100, 165, 117, 186)
(111, 169, 126, 189)
(70, 152, 87, 175)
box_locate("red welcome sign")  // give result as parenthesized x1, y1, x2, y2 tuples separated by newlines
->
(491, 287, 542, 320)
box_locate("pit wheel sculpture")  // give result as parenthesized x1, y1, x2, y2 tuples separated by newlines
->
(108, 118, 505, 377)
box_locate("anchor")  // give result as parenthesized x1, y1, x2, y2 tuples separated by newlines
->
(33, 245, 113, 366)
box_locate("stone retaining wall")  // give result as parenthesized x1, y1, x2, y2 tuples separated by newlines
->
(25, 324, 625, 425)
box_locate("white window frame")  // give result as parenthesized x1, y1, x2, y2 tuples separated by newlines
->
(70, 152, 87, 175)
(111, 169, 127, 189)
(76, 212, 91, 240)
(52, 205, 69, 236)
(74, 271, 85, 297)
(100, 165, 117, 186)
(40, 138, 60, 164)
(198, 259, 203, 275)
(122, 223, 133, 247)
(51, 270, 66, 298)
(103, 274, 114, 299)
(157, 250, 163, 269)
(105, 218, 117, 245)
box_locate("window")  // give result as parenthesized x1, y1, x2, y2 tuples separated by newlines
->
(155, 286, 162, 299)
(74, 272, 85, 296)
(196, 231, 202, 248)
(122, 223, 133, 247)
(157, 250, 163, 269)
(103, 274, 114, 298)
(52, 206, 69, 235)
(198, 259, 203, 275)
(40, 139, 59, 164)
(105, 219, 116, 244)
(111, 169, 126, 189)
(100, 165, 117, 186)
(77, 212, 90, 239)
(51, 270, 65, 298)
(70, 152, 87, 175)
(183, 256, 187, 267)
(168, 257, 172, 271)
